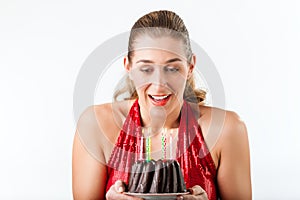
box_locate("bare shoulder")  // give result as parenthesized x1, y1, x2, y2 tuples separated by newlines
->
(198, 105, 247, 138)
(76, 103, 114, 132)
(212, 107, 248, 142)
(196, 105, 249, 162)
(76, 100, 135, 163)
(79, 100, 134, 137)
(198, 106, 252, 199)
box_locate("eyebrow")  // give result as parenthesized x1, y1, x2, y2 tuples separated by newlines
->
(136, 58, 183, 64)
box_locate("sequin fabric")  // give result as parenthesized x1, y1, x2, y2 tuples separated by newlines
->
(105, 100, 219, 199)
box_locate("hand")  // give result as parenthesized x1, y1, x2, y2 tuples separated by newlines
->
(106, 180, 143, 200)
(177, 185, 208, 200)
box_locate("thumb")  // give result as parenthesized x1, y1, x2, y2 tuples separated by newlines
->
(115, 180, 125, 193)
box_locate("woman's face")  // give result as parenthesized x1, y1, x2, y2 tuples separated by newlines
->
(125, 35, 195, 122)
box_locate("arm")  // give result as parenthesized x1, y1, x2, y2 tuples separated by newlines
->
(72, 106, 107, 200)
(72, 105, 142, 200)
(72, 132, 107, 200)
(217, 112, 252, 200)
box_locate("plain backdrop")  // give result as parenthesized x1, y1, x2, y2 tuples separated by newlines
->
(0, 0, 299, 199)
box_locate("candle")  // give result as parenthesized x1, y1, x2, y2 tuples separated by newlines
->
(170, 129, 173, 159)
(161, 128, 167, 160)
(140, 128, 144, 160)
(146, 127, 151, 161)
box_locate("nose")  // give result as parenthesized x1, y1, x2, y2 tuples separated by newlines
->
(150, 68, 166, 86)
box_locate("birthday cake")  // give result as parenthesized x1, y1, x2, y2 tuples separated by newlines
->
(128, 159, 186, 193)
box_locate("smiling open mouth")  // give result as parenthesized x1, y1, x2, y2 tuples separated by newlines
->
(148, 94, 171, 106)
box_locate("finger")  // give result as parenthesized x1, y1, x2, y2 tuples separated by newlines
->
(188, 185, 205, 195)
(177, 194, 198, 200)
(114, 180, 125, 193)
(116, 194, 143, 200)
(107, 192, 143, 200)
(177, 194, 207, 200)
(177, 195, 184, 200)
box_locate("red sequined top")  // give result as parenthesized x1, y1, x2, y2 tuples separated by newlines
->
(105, 100, 219, 199)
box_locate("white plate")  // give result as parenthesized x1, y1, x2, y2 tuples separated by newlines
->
(124, 192, 189, 199)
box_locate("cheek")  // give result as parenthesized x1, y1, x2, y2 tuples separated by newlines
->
(129, 73, 150, 95)
(176, 80, 187, 93)
(130, 75, 150, 93)
(129, 68, 152, 88)
(167, 76, 187, 95)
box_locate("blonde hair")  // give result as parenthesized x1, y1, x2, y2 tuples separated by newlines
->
(114, 10, 206, 104)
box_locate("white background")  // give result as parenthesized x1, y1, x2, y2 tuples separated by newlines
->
(1, 0, 299, 199)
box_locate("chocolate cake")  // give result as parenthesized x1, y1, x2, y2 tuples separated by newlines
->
(128, 159, 186, 193)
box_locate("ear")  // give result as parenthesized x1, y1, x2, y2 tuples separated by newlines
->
(124, 56, 131, 72)
(124, 56, 133, 80)
(187, 54, 196, 79)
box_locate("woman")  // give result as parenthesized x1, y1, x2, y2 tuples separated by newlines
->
(72, 10, 252, 200)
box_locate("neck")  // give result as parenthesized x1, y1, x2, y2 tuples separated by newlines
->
(139, 103, 182, 135)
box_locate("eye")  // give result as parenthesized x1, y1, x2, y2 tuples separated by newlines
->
(164, 66, 179, 73)
(139, 65, 154, 73)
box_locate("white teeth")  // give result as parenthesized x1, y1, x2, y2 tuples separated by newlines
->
(150, 95, 169, 100)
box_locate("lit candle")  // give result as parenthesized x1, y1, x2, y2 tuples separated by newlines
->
(140, 128, 144, 160)
(161, 128, 167, 160)
(170, 129, 173, 159)
(146, 127, 151, 161)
